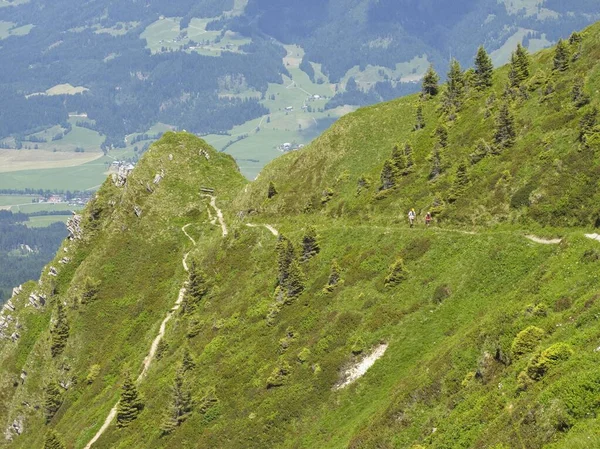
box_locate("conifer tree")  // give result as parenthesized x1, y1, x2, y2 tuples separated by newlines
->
(116, 371, 144, 428)
(285, 260, 305, 301)
(385, 258, 408, 286)
(301, 226, 320, 262)
(403, 143, 414, 174)
(80, 276, 100, 304)
(50, 303, 69, 358)
(436, 124, 449, 148)
(181, 262, 208, 314)
(44, 430, 66, 449)
(569, 31, 583, 45)
(571, 77, 590, 108)
(494, 103, 516, 149)
(429, 147, 443, 180)
(391, 144, 406, 173)
(469, 139, 491, 165)
(474, 46, 494, 90)
(421, 65, 440, 97)
(160, 367, 193, 435)
(579, 107, 598, 142)
(448, 162, 470, 202)
(442, 59, 465, 110)
(414, 103, 425, 130)
(181, 348, 196, 373)
(44, 382, 63, 423)
(276, 235, 296, 285)
(380, 159, 399, 190)
(553, 39, 570, 71)
(323, 259, 342, 293)
(267, 181, 278, 199)
(509, 44, 530, 87)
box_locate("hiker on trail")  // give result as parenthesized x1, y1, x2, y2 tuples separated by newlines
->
(408, 209, 416, 228)
(425, 212, 432, 227)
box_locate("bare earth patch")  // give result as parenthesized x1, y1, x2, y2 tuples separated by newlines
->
(0, 149, 102, 172)
(334, 343, 388, 390)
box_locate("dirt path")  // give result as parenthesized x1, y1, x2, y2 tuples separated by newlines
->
(203, 195, 228, 237)
(246, 223, 279, 237)
(84, 225, 197, 449)
(585, 233, 600, 242)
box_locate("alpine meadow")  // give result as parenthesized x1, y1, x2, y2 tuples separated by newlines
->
(4, 16, 600, 449)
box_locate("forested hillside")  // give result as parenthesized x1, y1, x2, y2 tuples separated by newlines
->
(2, 19, 600, 449)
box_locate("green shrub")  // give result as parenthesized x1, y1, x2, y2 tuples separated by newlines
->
(266, 360, 291, 389)
(511, 326, 545, 358)
(297, 348, 311, 364)
(385, 258, 408, 286)
(85, 364, 101, 384)
(432, 284, 451, 304)
(527, 343, 573, 380)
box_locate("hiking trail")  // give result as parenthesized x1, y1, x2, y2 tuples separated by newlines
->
(203, 194, 228, 237)
(84, 223, 198, 449)
(246, 223, 279, 237)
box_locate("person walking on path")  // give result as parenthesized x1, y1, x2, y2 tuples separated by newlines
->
(425, 212, 432, 227)
(408, 209, 416, 228)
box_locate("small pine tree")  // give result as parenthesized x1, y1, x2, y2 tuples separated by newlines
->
(571, 77, 590, 108)
(276, 235, 296, 285)
(44, 382, 63, 423)
(414, 103, 425, 130)
(448, 162, 470, 202)
(380, 159, 399, 190)
(391, 145, 406, 173)
(435, 125, 449, 148)
(323, 259, 342, 293)
(421, 65, 440, 97)
(44, 430, 66, 449)
(553, 39, 570, 71)
(429, 146, 443, 180)
(579, 107, 598, 142)
(116, 371, 144, 428)
(494, 103, 516, 149)
(160, 367, 193, 435)
(80, 276, 100, 304)
(474, 46, 494, 90)
(469, 139, 491, 164)
(569, 31, 583, 45)
(181, 262, 208, 314)
(385, 258, 408, 286)
(442, 59, 465, 110)
(509, 44, 530, 87)
(285, 260, 305, 301)
(301, 226, 320, 262)
(181, 348, 196, 373)
(267, 181, 278, 199)
(50, 303, 69, 358)
(404, 143, 414, 174)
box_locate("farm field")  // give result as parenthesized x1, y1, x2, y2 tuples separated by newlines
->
(23, 214, 72, 227)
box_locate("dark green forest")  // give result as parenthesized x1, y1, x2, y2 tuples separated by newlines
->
(0, 212, 66, 303)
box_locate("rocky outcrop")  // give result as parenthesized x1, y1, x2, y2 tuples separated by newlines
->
(4, 416, 23, 441)
(200, 149, 210, 160)
(112, 164, 135, 187)
(134, 206, 142, 218)
(153, 169, 165, 185)
(67, 213, 83, 240)
(28, 292, 46, 309)
(59, 257, 71, 265)
(48, 266, 58, 277)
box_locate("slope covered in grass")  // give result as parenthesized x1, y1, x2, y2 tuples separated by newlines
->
(2, 22, 600, 449)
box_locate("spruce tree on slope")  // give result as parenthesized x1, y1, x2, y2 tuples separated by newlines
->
(160, 367, 193, 435)
(50, 302, 69, 357)
(494, 103, 516, 149)
(554, 39, 570, 71)
(474, 46, 494, 90)
(421, 65, 440, 97)
(117, 371, 144, 428)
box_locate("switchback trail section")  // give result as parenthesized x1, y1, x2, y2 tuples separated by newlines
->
(84, 223, 197, 449)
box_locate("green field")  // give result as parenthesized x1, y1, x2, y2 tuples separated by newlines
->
(23, 214, 72, 227)
(0, 20, 32, 38)
(0, 195, 35, 207)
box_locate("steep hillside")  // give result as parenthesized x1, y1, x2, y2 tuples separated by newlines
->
(3, 22, 600, 449)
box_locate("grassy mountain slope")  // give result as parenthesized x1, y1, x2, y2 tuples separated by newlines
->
(3, 22, 600, 449)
